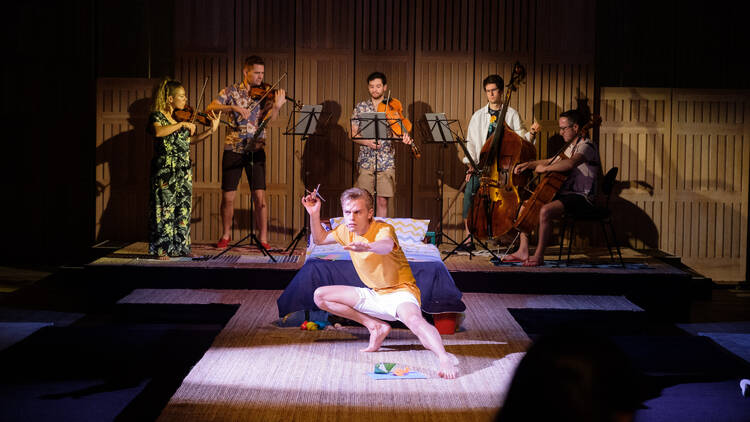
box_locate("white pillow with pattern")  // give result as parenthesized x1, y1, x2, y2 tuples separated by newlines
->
(329, 217, 429, 244)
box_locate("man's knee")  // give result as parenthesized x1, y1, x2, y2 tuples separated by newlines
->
(313, 287, 326, 307)
(539, 204, 557, 221)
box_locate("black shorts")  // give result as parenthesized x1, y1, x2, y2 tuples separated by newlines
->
(555, 193, 594, 215)
(221, 150, 266, 191)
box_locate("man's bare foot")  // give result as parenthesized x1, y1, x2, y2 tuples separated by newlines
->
(360, 323, 391, 352)
(157, 255, 170, 261)
(438, 353, 459, 379)
(501, 253, 527, 262)
(523, 256, 543, 267)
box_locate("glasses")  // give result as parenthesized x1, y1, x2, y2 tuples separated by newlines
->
(485, 88, 501, 94)
(559, 125, 573, 131)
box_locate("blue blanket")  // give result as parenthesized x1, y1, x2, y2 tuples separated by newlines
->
(277, 258, 466, 317)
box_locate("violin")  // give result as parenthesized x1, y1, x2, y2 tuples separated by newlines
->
(171, 77, 236, 129)
(241, 74, 302, 153)
(377, 92, 421, 159)
(173, 104, 237, 129)
(246, 73, 303, 115)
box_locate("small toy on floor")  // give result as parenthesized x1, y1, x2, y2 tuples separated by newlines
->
(370, 362, 427, 380)
(300, 320, 335, 331)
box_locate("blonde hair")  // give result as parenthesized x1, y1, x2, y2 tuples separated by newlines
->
(151, 78, 183, 112)
(340, 187, 374, 211)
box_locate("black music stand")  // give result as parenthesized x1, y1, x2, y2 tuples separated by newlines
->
(423, 113, 499, 262)
(203, 144, 275, 262)
(351, 112, 404, 216)
(283, 104, 327, 256)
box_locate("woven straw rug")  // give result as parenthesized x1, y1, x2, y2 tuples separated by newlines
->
(119, 290, 641, 422)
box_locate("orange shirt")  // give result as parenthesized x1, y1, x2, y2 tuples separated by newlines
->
(332, 220, 421, 304)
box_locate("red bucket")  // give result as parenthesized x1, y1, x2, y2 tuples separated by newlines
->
(433, 313, 457, 335)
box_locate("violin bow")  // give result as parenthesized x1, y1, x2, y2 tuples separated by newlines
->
(248, 72, 287, 114)
(191, 77, 209, 125)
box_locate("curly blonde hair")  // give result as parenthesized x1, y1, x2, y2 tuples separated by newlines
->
(151, 78, 183, 112)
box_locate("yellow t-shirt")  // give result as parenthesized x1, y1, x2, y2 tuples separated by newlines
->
(332, 220, 421, 304)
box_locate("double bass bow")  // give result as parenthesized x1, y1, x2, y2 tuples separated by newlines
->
(467, 62, 536, 240)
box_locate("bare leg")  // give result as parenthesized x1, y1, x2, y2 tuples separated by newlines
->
(525, 200, 564, 266)
(220, 190, 236, 241)
(252, 188, 268, 244)
(504, 232, 530, 261)
(376, 196, 388, 218)
(397, 303, 459, 379)
(313, 286, 391, 352)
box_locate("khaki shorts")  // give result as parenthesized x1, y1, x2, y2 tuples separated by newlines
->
(356, 167, 396, 198)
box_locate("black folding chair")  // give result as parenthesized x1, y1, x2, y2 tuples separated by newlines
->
(558, 167, 625, 268)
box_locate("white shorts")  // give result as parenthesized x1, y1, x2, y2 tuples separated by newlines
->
(353, 287, 420, 322)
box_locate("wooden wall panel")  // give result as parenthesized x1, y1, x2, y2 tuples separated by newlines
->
(174, 0, 235, 53)
(475, 0, 534, 56)
(356, 0, 416, 219)
(599, 88, 671, 253)
(237, 0, 295, 52)
(295, 55, 356, 222)
(418, 0, 473, 54)
(413, 59, 475, 236)
(95, 78, 157, 242)
(669, 91, 749, 281)
(600, 87, 749, 281)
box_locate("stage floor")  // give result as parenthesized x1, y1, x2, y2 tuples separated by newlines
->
(88, 241, 684, 276)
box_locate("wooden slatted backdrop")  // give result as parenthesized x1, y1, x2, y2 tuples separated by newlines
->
(95, 0, 748, 281)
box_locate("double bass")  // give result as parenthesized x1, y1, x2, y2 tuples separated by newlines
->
(467, 62, 536, 240)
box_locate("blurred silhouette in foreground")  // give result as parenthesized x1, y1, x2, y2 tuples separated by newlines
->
(496, 333, 657, 422)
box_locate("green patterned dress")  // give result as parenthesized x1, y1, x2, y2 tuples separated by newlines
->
(148, 111, 192, 257)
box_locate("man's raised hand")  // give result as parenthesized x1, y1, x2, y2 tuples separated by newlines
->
(301, 191, 321, 215)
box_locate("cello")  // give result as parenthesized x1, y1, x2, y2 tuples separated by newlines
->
(513, 114, 601, 234)
(467, 62, 536, 240)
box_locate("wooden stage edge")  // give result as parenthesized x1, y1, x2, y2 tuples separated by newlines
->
(86, 241, 707, 311)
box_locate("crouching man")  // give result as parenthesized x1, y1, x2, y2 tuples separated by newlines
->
(301, 187, 458, 379)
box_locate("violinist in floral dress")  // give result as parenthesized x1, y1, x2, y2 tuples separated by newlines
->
(148, 78, 220, 259)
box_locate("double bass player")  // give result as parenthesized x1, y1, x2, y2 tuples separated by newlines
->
(462, 74, 540, 248)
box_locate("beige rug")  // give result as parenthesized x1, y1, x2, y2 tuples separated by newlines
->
(119, 290, 641, 422)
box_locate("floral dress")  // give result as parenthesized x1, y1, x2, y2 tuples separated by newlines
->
(148, 111, 192, 257)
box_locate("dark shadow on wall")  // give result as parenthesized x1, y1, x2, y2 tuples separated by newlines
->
(95, 97, 152, 243)
(299, 100, 351, 219)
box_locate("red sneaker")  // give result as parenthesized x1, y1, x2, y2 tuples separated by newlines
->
(261, 242, 272, 250)
(217, 237, 231, 248)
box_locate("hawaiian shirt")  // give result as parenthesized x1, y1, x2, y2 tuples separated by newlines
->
(351, 99, 395, 171)
(217, 81, 267, 154)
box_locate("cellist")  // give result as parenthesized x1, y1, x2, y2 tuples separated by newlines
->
(462, 74, 540, 248)
(507, 110, 600, 266)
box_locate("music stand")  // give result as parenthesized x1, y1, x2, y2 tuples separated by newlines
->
(351, 112, 403, 216)
(283, 104, 326, 255)
(423, 113, 499, 262)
